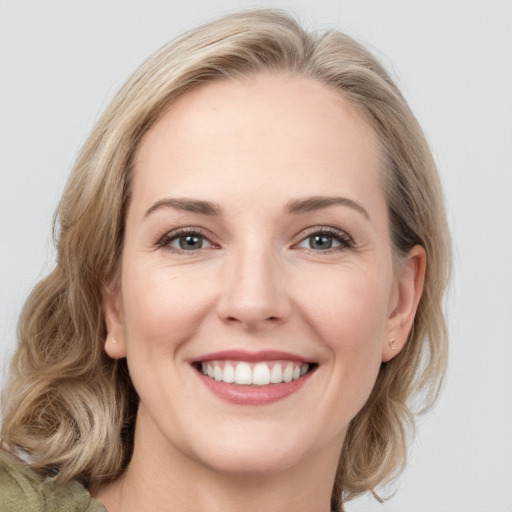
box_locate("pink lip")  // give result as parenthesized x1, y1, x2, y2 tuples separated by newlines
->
(197, 371, 314, 406)
(193, 349, 309, 363)
(191, 350, 316, 406)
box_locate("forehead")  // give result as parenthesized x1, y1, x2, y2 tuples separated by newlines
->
(131, 73, 384, 216)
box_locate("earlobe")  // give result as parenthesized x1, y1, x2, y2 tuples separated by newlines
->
(102, 278, 127, 359)
(382, 245, 426, 362)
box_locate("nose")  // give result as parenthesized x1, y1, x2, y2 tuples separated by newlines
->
(216, 245, 291, 331)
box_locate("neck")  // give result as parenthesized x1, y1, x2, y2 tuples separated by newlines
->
(96, 409, 343, 512)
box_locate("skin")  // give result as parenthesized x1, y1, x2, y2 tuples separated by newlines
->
(98, 73, 425, 512)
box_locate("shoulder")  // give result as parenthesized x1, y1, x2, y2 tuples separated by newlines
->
(0, 451, 106, 512)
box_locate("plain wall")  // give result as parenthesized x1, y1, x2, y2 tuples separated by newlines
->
(1, 1, 511, 511)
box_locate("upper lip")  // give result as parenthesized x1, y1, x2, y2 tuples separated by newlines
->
(192, 350, 314, 364)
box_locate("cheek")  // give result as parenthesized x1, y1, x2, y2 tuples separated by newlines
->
(283, 264, 393, 439)
(120, 260, 217, 354)
(297, 264, 391, 366)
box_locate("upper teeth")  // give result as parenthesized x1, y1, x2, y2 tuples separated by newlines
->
(201, 360, 309, 386)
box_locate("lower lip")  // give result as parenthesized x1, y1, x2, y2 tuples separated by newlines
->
(196, 370, 314, 406)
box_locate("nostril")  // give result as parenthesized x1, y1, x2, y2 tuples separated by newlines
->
(225, 315, 278, 322)
(222, 315, 281, 329)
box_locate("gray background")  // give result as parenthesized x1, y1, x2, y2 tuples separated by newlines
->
(1, 1, 511, 511)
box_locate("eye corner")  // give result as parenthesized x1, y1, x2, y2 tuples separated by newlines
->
(155, 226, 219, 254)
(292, 226, 354, 253)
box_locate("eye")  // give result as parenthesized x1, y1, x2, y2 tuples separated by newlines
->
(173, 234, 211, 251)
(295, 228, 353, 252)
(157, 229, 214, 252)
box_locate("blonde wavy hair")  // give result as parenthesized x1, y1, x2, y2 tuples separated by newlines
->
(1, 9, 451, 510)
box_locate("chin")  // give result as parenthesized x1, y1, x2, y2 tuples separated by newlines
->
(181, 418, 335, 477)
(194, 443, 308, 476)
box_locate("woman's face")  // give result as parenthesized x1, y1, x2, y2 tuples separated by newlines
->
(105, 74, 423, 476)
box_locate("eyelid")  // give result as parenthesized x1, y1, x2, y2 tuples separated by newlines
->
(292, 226, 354, 251)
(156, 226, 219, 253)
(154, 225, 353, 253)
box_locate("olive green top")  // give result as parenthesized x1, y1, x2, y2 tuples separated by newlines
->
(0, 452, 106, 511)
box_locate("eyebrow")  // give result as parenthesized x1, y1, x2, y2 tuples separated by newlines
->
(144, 195, 369, 220)
(285, 196, 370, 220)
(144, 197, 222, 217)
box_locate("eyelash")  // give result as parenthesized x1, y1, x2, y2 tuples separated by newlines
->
(294, 227, 354, 253)
(156, 227, 216, 253)
(156, 226, 354, 254)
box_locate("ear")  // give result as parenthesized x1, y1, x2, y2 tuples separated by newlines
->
(102, 276, 127, 359)
(382, 245, 426, 362)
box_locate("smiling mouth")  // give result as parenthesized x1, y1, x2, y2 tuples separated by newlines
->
(194, 360, 317, 386)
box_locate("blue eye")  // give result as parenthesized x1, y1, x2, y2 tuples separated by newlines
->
(296, 229, 352, 252)
(307, 234, 337, 250)
(159, 231, 213, 252)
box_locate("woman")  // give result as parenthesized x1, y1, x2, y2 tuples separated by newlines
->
(0, 9, 450, 512)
